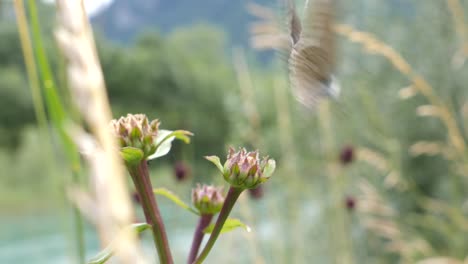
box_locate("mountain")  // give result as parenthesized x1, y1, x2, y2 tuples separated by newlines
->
(91, 0, 273, 45)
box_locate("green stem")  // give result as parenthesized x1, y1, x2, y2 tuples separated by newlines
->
(193, 187, 243, 264)
(129, 161, 173, 264)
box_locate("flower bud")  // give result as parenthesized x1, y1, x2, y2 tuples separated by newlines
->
(132, 191, 141, 205)
(339, 145, 354, 165)
(248, 185, 264, 200)
(192, 184, 225, 215)
(345, 196, 356, 211)
(174, 161, 191, 182)
(110, 114, 160, 159)
(206, 147, 276, 189)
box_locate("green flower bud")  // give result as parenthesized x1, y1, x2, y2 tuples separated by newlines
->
(192, 184, 225, 215)
(206, 147, 276, 189)
(110, 114, 160, 159)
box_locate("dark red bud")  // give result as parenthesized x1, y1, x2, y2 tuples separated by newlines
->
(345, 196, 356, 211)
(339, 145, 355, 165)
(174, 161, 191, 182)
(132, 191, 141, 205)
(248, 185, 264, 200)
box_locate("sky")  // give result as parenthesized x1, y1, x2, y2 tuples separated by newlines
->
(44, 0, 114, 16)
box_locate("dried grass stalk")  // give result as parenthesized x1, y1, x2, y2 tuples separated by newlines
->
(357, 177, 434, 260)
(232, 47, 266, 264)
(398, 85, 417, 99)
(246, 2, 276, 21)
(416, 105, 442, 117)
(363, 218, 401, 239)
(335, 24, 466, 156)
(247, 2, 290, 51)
(356, 147, 389, 172)
(409, 141, 452, 158)
(54, 0, 146, 263)
(233, 47, 261, 142)
(446, 0, 468, 67)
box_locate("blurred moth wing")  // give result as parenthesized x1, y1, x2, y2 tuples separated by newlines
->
(288, 0, 340, 109)
(287, 0, 302, 45)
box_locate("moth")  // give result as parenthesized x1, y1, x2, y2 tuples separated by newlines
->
(287, 0, 340, 109)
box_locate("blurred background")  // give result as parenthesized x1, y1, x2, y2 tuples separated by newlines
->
(1, 0, 468, 263)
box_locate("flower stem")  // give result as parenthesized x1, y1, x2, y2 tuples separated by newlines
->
(187, 214, 214, 264)
(129, 161, 173, 264)
(193, 187, 243, 264)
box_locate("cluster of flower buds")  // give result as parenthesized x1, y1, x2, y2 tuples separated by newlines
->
(224, 148, 275, 189)
(206, 147, 276, 189)
(110, 114, 160, 158)
(192, 184, 225, 215)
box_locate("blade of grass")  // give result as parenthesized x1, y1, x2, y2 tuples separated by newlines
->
(12, 0, 47, 131)
(26, 0, 79, 164)
(26, 0, 85, 262)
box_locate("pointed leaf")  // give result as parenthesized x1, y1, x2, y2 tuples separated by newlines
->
(120, 147, 144, 166)
(87, 245, 113, 264)
(147, 130, 193, 160)
(170, 130, 193, 144)
(148, 130, 174, 160)
(131, 222, 152, 233)
(154, 188, 199, 215)
(87, 223, 151, 264)
(205, 156, 224, 173)
(203, 218, 251, 234)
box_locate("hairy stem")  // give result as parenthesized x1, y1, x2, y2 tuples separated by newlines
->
(187, 214, 214, 264)
(194, 187, 243, 264)
(129, 161, 173, 264)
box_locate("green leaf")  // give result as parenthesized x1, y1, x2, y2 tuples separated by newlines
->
(204, 156, 224, 173)
(154, 188, 200, 215)
(87, 223, 151, 264)
(147, 130, 193, 160)
(87, 246, 113, 264)
(170, 130, 193, 144)
(203, 218, 251, 234)
(120, 147, 144, 166)
(131, 222, 152, 233)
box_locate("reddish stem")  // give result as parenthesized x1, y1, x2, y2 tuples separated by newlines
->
(129, 160, 173, 264)
(187, 214, 214, 264)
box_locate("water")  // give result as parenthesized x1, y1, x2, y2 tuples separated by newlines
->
(0, 197, 322, 263)
(0, 207, 196, 264)
(0, 214, 71, 263)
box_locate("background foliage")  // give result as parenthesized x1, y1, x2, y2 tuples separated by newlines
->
(1, 0, 468, 263)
